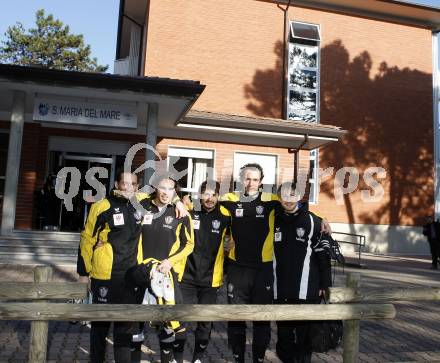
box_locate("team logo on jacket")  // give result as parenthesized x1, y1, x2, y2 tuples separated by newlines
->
(165, 216, 174, 225)
(256, 205, 264, 215)
(212, 220, 220, 230)
(133, 211, 143, 221)
(296, 227, 306, 242)
(99, 287, 108, 298)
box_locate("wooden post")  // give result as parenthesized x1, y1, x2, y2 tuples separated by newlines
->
(343, 272, 361, 363)
(28, 266, 53, 363)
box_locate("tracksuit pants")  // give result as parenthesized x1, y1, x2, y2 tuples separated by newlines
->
(180, 282, 218, 361)
(226, 263, 274, 363)
(275, 299, 320, 363)
(90, 277, 137, 363)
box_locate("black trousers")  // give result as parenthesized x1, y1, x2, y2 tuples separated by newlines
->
(275, 299, 320, 363)
(226, 263, 273, 363)
(429, 239, 440, 267)
(180, 281, 218, 360)
(90, 277, 137, 363)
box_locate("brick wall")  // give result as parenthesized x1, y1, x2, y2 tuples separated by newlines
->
(144, 0, 434, 226)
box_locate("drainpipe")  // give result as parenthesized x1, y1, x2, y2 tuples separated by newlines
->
(280, 0, 292, 120)
(433, 31, 440, 220)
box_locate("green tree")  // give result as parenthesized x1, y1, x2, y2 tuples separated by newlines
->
(0, 9, 108, 72)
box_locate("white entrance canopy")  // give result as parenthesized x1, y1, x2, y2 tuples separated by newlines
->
(0, 64, 205, 234)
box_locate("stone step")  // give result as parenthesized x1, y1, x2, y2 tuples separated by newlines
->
(10, 230, 80, 242)
(0, 244, 77, 255)
(0, 231, 78, 265)
(0, 251, 77, 265)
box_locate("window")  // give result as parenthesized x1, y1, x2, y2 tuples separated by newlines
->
(0, 131, 9, 198)
(287, 21, 321, 123)
(308, 149, 318, 204)
(233, 152, 278, 193)
(167, 147, 214, 195)
(287, 21, 321, 203)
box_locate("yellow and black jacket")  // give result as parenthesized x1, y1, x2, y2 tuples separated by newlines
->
(77, 190, 149, 280)
(181, 205, 231, 287)
(220, 192, 280, 268)
(138, 199, 194, 280)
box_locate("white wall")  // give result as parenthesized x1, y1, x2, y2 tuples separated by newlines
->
(330, 223, 431, 255)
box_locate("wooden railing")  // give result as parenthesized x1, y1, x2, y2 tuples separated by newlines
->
(3, 266, 427, 363)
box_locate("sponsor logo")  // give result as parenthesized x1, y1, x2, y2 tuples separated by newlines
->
(193, 219, 201, 230)
(113, 213, 124, 226)
(114, 208, 120, 213)
(38, 103, 49, 116)
(143, 213, 153, 225)
(235, 208, 244, 217)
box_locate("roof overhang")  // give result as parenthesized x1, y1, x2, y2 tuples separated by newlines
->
(269, 0, 440, 30)
(160, 110, 347, 150)
(0, 64, 204, 135)
(0, 65, 346, 150)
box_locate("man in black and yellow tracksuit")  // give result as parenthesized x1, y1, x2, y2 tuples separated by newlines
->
(274, 183, 331, 363)
(220, 164, 280, 363)
(77, 172, 147, 363)
(179, 180, 231, 362)
(128, 175, 194, 363)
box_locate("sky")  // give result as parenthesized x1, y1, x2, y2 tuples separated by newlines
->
(0, 0, 439, 74)
(0, 0, 119, 72)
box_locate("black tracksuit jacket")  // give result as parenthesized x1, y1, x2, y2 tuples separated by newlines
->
(273, 205, 331, 302)
(181, 205, 231, 287)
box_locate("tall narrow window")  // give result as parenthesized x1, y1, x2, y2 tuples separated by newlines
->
(287, 21, 321, 203)
(287, 21, 320, 123)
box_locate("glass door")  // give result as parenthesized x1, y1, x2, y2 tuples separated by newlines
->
(59, 155, 113, 231)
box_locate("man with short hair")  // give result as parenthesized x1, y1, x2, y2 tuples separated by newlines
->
(220, 163, 280, 363)
(129, 175, 194, 363)
(77, 171, 147, 363)
(221, 163, 331, 363)
(273, 182, 331, 363)
(180, 179, 231, 363)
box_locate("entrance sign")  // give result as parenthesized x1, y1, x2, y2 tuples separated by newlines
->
(33, 97, 137, 128)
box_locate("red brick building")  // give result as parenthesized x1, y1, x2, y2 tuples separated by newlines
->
(0, 0, 439, 256)
(115, 0, 440, 253)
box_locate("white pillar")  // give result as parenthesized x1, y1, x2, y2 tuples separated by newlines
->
(432, 31, 440, 220)
(1, 90, 26, 235)
(145, 103, 158, 186)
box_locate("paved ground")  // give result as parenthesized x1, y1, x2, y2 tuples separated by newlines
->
(0, 253, 439, 362)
